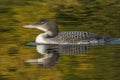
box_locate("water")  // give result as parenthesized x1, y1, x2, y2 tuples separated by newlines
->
(25, 41, 120, 67)
(0, 0, 120, 80)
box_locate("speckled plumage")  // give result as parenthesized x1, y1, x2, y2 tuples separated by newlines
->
(44, 31, 111, 44)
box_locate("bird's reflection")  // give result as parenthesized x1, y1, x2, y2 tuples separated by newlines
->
(25, 47, 59, 67)
(25, 42, 90, 67)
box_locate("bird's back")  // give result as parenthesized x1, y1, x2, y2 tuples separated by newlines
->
(46, 31, 111, 44)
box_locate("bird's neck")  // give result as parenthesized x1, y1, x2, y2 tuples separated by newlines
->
(45, 31, 58, 38)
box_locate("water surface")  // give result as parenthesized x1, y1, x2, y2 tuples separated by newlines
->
(0, 0, 120, 80)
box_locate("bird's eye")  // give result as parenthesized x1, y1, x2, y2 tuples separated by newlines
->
(40, 19, 48, 24)
(33, 21, 45, 25)
(33, 19, 48, 25)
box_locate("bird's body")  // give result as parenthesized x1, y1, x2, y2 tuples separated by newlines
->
(36, 31, 111, 44)
(23, 18, 119, 45)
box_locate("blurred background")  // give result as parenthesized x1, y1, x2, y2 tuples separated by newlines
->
(0, 0, 120, 80)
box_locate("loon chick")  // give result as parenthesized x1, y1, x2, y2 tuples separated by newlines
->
(23, 18, 111, 44)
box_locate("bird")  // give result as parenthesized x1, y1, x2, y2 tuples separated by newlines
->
(23, 18, 120, 45)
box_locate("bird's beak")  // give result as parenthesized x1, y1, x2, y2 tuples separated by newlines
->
(23, 25, 36, 28)
(23, 24, 47, 32)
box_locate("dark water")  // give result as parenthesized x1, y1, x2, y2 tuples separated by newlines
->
(0, 0, 120, 80)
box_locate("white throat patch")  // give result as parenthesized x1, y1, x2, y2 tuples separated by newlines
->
(36, 26, 47, 31)
(36, 23, 48, 31)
